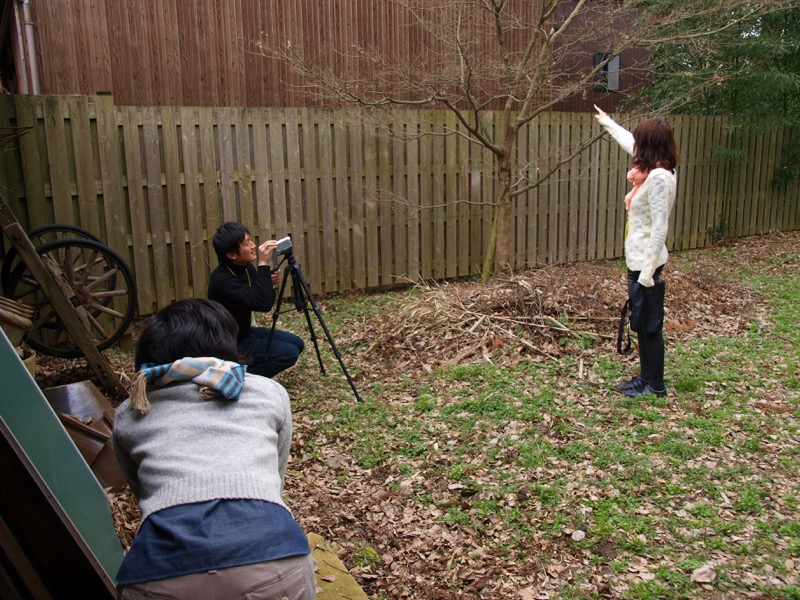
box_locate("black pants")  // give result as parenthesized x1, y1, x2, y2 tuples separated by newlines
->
(627, 267, 665, 391)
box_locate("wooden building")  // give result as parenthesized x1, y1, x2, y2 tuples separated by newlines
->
(0, 0, 645, 111)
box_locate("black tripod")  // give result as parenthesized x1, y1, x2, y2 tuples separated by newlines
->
(267, 251, 363, 402)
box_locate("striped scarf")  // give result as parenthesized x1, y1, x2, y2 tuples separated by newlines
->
(129, 357, 247, 415)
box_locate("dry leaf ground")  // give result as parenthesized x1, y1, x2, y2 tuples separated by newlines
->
(34, 231, 800, 599)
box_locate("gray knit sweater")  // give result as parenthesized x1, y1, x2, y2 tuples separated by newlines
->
(113, 374, 292, 522)
(598, 114, 677, 287)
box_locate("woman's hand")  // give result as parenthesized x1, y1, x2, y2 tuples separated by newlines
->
(637, 273, 655, 288)
(594, 104, 607, 121)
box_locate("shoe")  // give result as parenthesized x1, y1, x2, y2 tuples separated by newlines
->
(623, 383, 667, 398)
(614, 375, 644, 392)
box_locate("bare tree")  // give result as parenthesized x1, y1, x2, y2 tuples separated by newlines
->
(255, 0, 794, 280)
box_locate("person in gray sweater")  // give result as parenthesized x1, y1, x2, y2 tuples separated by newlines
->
(595, 105, 679, 398)
(113, 298, 315, 599)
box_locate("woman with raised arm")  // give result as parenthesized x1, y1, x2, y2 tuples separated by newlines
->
(595, 105, 679, 398)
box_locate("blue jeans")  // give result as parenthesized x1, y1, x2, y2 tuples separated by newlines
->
(238, 327, 305, 378)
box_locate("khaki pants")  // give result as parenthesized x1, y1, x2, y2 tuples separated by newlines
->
(118, 554, 317, 600)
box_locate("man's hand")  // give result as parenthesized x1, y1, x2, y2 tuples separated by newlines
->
(271, 268, 281, 287)
(594, 104, 607, 122)
(257, 240, 278, 266)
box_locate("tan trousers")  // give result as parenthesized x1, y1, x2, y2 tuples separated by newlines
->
(118, 554, 317, 600)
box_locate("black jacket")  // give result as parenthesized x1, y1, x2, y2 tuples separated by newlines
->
(208, 261, 274, 341)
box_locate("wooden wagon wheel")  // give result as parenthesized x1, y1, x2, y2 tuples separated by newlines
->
(4, 238, 137, 358)
(1, 224, 102, 293)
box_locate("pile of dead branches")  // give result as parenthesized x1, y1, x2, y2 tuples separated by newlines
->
(342, 260, 761, 373)
(345, 265, 626, 370)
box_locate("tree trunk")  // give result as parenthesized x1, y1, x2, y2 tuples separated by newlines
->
(494, 165, 513, 271)
(481, 158, 513, 281)
(480, 205, 499, 282)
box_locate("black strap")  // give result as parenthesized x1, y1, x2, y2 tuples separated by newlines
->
(617, 299, 632, 354)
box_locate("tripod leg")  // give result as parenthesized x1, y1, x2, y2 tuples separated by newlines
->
(289, 268, 327, 375)
(290, 263, 363, 403)
(266, 267, 291, 356)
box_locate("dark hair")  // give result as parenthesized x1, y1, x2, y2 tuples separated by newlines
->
(135, 298, 240, 369)
(212, 222, 249, 264)
(632, 119, 679, 172)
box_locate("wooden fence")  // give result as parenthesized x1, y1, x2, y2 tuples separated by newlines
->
(1, 95, 798, 315)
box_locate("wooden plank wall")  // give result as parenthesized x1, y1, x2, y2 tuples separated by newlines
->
(1, 95, 798, 316)
(28, 0, 575, 110)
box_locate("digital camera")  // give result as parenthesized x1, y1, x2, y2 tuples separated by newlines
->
(275, 236, 293, 256)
